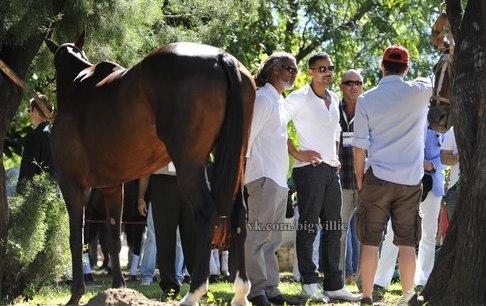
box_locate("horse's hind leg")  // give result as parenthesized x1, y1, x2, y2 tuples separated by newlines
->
(102, 184, 126, 288)
(59, 180, 86, 305)
(230, 187, 250, 306)
(177, 165, 217, 306)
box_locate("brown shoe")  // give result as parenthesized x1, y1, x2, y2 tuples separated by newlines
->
(346, 275, 355, 285)
(360, 296, 373, 305)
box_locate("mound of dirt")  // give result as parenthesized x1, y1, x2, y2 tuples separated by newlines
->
(85, 288, 174, 306)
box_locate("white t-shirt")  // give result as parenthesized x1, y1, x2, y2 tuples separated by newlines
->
(442, 127, 460, 187)
(284, 84, 341, 168)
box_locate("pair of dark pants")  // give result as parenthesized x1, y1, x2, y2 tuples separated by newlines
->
(445, 184, 458, 221)
(293, 163, 344, 291)
(149, 174, 197, 294)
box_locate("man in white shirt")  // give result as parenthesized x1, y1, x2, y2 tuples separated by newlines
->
(353, 45, 433, 305)
(285, 52, 360, 303)
(245, 52, 298, 306)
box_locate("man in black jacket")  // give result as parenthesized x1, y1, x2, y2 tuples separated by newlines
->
(17, 95, 55, 191)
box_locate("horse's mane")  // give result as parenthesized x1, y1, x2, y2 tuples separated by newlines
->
(75, 61, 125, 85)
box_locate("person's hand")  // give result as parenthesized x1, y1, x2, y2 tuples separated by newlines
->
(296, 150, 322, 167)
(413, 77, 431, 84)
(138, 199, 147, 216)
(454, 154, 460, 164)
(423, 160, 433, 171)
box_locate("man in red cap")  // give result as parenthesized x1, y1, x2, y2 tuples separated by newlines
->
(352, 45, 432, 305)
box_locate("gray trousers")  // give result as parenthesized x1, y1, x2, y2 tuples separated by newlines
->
(339, 188, 358, 282)
(244, 177, 288, 299)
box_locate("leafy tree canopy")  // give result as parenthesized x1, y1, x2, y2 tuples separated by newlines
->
(3, 0, 443, 168)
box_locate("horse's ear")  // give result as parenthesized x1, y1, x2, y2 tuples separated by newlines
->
(75, 27, 86, 50)
(45, 39, 59, 54)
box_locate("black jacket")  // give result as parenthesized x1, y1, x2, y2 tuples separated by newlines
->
(18, 121, 56, 186)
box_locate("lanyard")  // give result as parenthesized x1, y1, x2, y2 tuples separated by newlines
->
(341, 108, 354, 131)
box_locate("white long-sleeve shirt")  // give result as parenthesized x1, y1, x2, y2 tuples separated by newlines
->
(353, 75, 432, 185)
(245, 83, 289, 188)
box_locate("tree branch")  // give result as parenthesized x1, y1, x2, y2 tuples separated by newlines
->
(339, 0, 375, 30)
(284, 0, 299, 50)
(296, 39, 321, 63)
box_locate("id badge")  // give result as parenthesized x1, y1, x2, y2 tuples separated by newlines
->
(342, 132, 354, 147)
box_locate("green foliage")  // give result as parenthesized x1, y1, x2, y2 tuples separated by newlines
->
(0, 1, 60, 46)
(230, 0, 441, 86)
(2, 173, 69, 301)
(2, 0, 445, 168)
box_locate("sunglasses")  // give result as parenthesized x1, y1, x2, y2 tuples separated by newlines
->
(342, 80, 363, 86)
(282, 65, 298, 74)
(310, 65, 335, 73)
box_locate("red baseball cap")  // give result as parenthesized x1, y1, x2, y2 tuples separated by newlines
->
(383, 45, 409, 64)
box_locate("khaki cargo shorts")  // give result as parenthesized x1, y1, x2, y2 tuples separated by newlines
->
(355, 167, 423, 247)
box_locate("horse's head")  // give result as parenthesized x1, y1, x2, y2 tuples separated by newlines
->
(45, 30, 91, 85)
(428, 50, 453, 133)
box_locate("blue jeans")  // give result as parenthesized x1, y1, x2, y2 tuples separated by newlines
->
(345, 215, 360, 277)
(140, 203, 157, 279)
(175, 226, 184, 285)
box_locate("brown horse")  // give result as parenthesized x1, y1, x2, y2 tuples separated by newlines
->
(45, 31, 255, 305)
(427, 50, 453, 133)
(428, 11, 453, 133)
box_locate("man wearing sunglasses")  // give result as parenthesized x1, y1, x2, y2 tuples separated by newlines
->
(245, 52, 298, 306)
(352, 45, 433, 305)
(337, 70, 364, 286)
(285, 52, 361, 303)
(17, 95, 56, 192)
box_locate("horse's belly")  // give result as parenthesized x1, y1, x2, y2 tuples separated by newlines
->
(85, 136, 169, 187)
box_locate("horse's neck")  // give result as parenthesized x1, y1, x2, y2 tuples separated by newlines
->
(57, 55, 92, 83)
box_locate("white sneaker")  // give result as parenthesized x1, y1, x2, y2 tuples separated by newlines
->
(324, 287, 361, 302)
(397, 290, 416, 306)
(300, 283, 330, 303)
(140, 276, 153, 286)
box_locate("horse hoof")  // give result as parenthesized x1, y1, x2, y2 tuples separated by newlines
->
(231, 298, 250, 306)
(66, 297, 80, 305)
(84, 273, 94, 282)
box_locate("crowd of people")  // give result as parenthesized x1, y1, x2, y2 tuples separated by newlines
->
(11, 44, 461, 306)
(243, 44, 458, 306)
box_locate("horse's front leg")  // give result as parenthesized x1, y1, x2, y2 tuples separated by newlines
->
(60, 180, 86, 305)
(178, 167, 216, 306)
(102, 184, 126, 288)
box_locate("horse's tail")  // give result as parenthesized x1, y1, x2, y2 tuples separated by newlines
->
(211, 53, 244, 218)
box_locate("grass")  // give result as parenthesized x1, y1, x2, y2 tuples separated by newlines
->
(9, 271, 406, 305)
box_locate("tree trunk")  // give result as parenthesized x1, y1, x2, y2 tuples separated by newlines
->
(0, 37, 43, 298)
(421, 0, 486, 304)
